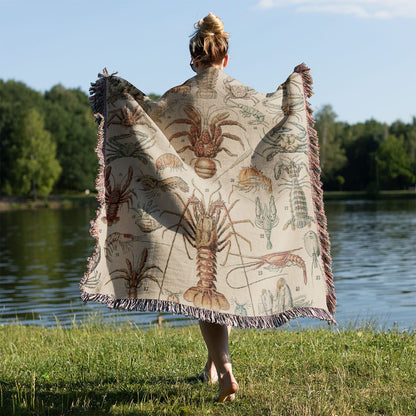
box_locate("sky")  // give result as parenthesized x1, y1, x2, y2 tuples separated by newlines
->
(1, 0, 415, 125)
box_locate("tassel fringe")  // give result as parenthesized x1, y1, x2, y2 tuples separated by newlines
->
(79, 70, 109, 289)
(294, 63, 336, 315)
(81, 291, 337, 329)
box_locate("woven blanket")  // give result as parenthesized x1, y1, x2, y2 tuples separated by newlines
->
(80, 64, 336, 328)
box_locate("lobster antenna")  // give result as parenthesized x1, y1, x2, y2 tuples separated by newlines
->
(191, 178, 205, 205)
(209, 181, 222, 205)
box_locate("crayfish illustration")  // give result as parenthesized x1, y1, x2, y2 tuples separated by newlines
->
(107, 248, 162, 298)
(167, 105, 245, 178)
(162, 187, 252, 311)
(103, 166, 136, 226)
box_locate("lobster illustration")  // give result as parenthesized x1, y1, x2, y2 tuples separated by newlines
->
(167, 105, 245, 178)
(107, 248, 162, 298)
(162, 188, 252, 311)
(103, 166, 136, 226)
(274, 159, 315, 230)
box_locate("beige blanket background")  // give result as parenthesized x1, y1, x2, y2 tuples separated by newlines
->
(80, 64, 336, 328)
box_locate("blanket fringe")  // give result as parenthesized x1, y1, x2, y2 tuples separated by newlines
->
(79, 71, 109, 289)
(294, 63, 336, 315)
(80, 291, 337, 329)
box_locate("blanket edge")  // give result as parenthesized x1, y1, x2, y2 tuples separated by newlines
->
(81, 291, 337, 328)
(294, 63, 336, 315)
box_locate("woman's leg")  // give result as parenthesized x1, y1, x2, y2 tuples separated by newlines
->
(201, 354, 218, 383)
(199, 321, 239, 402)
(201, 325, 232, 384)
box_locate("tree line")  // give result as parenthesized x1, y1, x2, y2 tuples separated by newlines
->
(315, 105, 415, 191)
(0, 80, 415, 197)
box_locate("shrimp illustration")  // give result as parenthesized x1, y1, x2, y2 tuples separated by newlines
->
(136, 175, 190, 198)
(304, 231, 324, 281)
(228, 248, 307, 285)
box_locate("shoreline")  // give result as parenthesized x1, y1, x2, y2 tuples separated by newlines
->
(0, 190, 415, 212)
(0, 194, 98, 211)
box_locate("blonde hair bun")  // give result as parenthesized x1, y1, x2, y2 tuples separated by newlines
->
(189, 13, 229, 65)
(197, 12, 229, 39)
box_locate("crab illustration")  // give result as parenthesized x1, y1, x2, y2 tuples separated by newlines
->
(223, 78, 259, 105)
(167, 105, 245, 178)
(108, 104, 154, 130)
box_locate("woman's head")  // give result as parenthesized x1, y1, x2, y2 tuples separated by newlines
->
(189, 13, 229, 69)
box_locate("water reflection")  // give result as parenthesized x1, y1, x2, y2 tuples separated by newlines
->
(0, 199, 415, 329)
(325, 199, 416, 329)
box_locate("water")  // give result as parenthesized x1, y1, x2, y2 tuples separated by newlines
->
(0, 199, 415, 330)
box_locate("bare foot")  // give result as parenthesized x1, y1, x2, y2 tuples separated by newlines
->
(215, 372, 239, 403)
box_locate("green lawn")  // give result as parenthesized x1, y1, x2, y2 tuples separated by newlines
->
(1, 320, 415, 415)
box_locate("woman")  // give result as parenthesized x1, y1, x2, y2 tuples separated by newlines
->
(187, 13, 239, 403)
(81, 13, 336, 404)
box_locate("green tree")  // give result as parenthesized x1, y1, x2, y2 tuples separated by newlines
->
(0, 80, 45, 194)
(314, 105, 347, 188)
(376, 135, 415, 189)
(10, 108, 61, 197)
(389, 118, 416, 181)
(341, 119, 388, 191)
(44, 85, 97, 191)
(148, 93, 161, 100)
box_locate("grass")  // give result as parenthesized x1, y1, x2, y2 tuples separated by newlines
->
(0, 320, 415, 416)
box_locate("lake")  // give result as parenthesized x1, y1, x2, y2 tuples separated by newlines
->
(0, 198, 415, 330)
